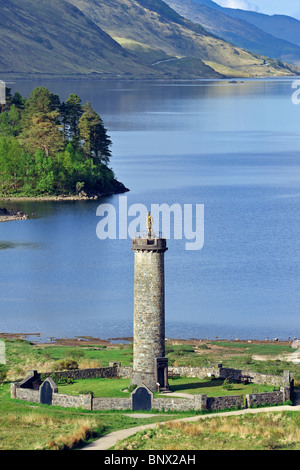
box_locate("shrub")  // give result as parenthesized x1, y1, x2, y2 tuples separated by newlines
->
(64, 348, 85, 361)
(53, 359, 78, 371)
(222, 379, 233, 391)
(55, 377, 74, 385)
(245, 354, 254, 365)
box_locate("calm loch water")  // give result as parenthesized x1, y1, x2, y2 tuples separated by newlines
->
(1, 78, 300, 341)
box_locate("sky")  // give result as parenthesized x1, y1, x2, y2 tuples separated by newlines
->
(214, 0, 300, 20)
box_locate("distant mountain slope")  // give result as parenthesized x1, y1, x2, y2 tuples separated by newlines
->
(219, 9, 300, 48)
(186, 0, 300, 48)
(165, 0, 300, 65)
(68, 0, 298, 77)
(0, 0, 147, 76)
(0, 0, 224, 79)
(0, 0, 298, 79)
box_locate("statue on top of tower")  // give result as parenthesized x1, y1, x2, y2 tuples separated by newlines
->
(147, 211, 153, 239)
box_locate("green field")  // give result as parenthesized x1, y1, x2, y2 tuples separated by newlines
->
(0, 337, 299, 450)
(2, 337, 299, 384)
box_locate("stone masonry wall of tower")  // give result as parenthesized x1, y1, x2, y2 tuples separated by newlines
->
(131, 237, 167, 391)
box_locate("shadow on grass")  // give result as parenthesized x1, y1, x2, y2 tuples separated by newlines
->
(170, 379, 224, 392)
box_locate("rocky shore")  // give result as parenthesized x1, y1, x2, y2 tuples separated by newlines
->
(0, 180, 129, 203)
(0, 207, 29, 222)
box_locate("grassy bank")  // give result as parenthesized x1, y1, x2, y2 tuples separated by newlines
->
(113, 411, 300, 450)
(0, 382, 176, 450)
(0, 335, 299, 450)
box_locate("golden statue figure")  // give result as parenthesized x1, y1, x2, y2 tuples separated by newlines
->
(147, 211, 153, 238)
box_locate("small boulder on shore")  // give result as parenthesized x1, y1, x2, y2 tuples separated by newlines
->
(0, 207, 28, 222)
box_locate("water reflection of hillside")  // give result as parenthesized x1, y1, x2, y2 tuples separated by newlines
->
(10, 78, 295, 132)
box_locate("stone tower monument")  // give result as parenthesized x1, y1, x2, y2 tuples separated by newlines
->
(131, 212, 169, 392)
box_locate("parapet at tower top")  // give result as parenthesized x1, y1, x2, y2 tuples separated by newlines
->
(132, 212, 168, 252)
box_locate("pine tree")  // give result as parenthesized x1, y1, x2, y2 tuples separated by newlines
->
(21, 111, 64, 157)
(63, 93, 83, 143)
(78, 101, 112, 163)
(20, 87, 64, 157)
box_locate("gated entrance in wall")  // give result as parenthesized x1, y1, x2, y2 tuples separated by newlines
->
(131, 385, 153, 411)
(39, 378, 58, 405)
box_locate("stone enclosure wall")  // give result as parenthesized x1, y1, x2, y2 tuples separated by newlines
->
(11, 364, 293, 412)
(169, 365, 293, 388)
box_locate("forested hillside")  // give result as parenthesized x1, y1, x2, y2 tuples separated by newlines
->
(0, 87, 127, 197)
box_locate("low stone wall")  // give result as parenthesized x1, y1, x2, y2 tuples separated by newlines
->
(43, 366, 119, 381)
(11, 385, 40, 404)
(168, 366, 221, 379)
(152, 394, 243, 412)
(118, 366, 133, 379)
(246, 388, 290, 408)
(206, 394, 243, 411)
(85, 394, 242, 413)
(169, 365, 292, 389)
(220, 368, 292, 388)
(11, 382, 93, 410)
(152, 395, 205, 412)
(40, 365, 133, 381)
(52, 392, 92, 410)
(93, 397, 131, 411)
(11, 365, 293, 412)
(36, 364, 293, 391)
(11, 381, 287, 413)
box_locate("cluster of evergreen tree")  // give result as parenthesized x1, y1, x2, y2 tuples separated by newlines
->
(0, 86, 117, 196)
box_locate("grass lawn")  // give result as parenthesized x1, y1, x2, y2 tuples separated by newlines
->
(167, 377, 274, 397)
(58, 378, 132, 397)
(211, 341, 293, 355)
(57, 376, 274, 400)
(44, 344, 133, 367)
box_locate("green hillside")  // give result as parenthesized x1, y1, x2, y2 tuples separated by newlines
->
(168, 0, 300, 65)
(0, 0, 298, 79)
(0, 0, 151, 77)
(69, 0, 299, 77)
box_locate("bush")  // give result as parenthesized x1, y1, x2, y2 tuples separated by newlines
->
(222, 379, 233, 391)
(53, 359, 78, 371)
(245, 354, 253, 365)
(64, 348, 85, 361)
(55, 377, 74, 385)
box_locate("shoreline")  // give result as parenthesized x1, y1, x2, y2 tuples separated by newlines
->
(1, 72, 299, 81)
(0, 190, 129, 203)
(0, 195, 102, 202)
(0, 332, 293, 347)
(0, 208, 29, 223)
(0, 184, 129, 220)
